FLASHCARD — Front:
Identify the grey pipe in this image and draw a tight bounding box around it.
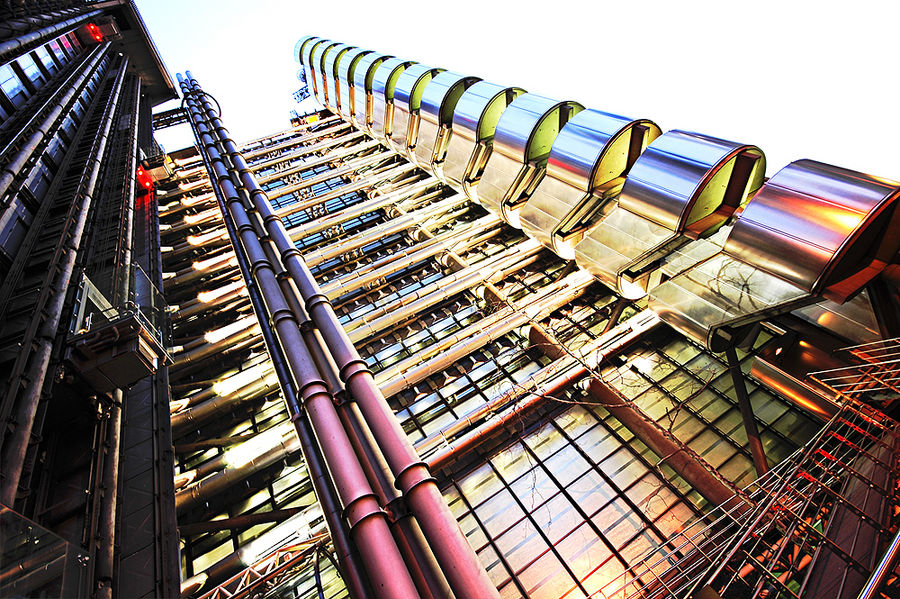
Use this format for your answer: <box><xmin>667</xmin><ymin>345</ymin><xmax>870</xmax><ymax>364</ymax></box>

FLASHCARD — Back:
<box><xmin>0</xmin><ymin>55</ymin><xmax>127</xmax><ymax>505</ymax></box>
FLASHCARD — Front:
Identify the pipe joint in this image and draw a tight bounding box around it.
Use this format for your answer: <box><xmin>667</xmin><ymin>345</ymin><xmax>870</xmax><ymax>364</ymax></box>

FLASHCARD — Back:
<box><xmin>343</xmin><ymin>492</ymin><xmax>385</xmax><ymax>529</ymax></box>
<box><xmin>395</xmin><ymin>462</ymin><xmax>435</xmax><ymax>495</ymax></box>
<box><xmin>384</xmin><ymin>496</ymin><xmax>411</xmax><ymax>524</ymax></box>
<box><xmin>331</xmin><ymin>389</ymin><xmax>350</xmax><ymax>407</ymax></box>
<box><xmin>268</xmin><ymin>307</ymin><xmax>296</xmax><ymax>328</ymax></box>
<box><xmin>339</xmin><ymin>359</ymin><xmax>373</xmax><ymax>385</ymax></box>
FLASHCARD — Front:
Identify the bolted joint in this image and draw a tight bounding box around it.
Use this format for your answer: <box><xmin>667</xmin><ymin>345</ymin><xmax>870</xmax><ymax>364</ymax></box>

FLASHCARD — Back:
<box><xmin>395</xmin><ymin>462</ymin><xmax>436</xmax><ymax>495</ymax></box>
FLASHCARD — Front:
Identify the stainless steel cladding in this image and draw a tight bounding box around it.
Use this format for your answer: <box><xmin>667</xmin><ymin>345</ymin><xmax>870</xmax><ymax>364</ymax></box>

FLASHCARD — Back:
<box><xmin>370</xmin><ymin>58</ymin><xmax>413</xmax><ymax>142</ymax></box>
<box><xmin>317</xmin><ymin>42</ymin><xmax>344</xmax><ymax>109</ymax></box>
<box><xmin>476</xmin><ymin>93</ymin><xmax>584</xmax><ymax>228</ymax></box>
<box><xmin>575</xmin><ymin>130</ymin><xmax>764</xmax><ymax>299</ymax></box>
<box><xmin>387</xmin><ymin>64</ymin><xmax>443</xmax><ymax>160</ymax></box>
<box><xmin>414</xmin><ymin>71</ymin><xmax>481</xmax><ymax>175</ymax></box>
<box><xmin>352</xmin><ymin>53</ymin><xmax>393</xmax><ymax>131</ymax></box>
<box><xmin>322</xmin><ymin>43</ymin><xmax>353</xmax><ymax>112</ymax></box>
<box><xmin>519</xmin><ymin>109</ymin><xmax>661</xmax><ymax>259</ymax></box>
<box><xmin>337</xmin><ymin>47</ymin><xmax>372</xmax><ymax>122</ymax></box>
<box><xmin>441</xmin><ymin>82</ymin><xmax>525</xmax><ymax>196</ymax></box>
<box><xmin>649</xmin><ymin>159</ymin><xmax>900</xmax><ymax>350</ymax></box>
<box><xmin>299</xmin><ymin>37</ymin><xmax>323</xmax><ymax>100</ymax></box>
<box><xmin>725</xmin><ymin>159</ymin><xmax>900</xmax><ymax>296</ymax></box>
<box><xmin>309</xmin><ymin>40</ymin><xmax>336</xmax><ymax>105</ymax></box>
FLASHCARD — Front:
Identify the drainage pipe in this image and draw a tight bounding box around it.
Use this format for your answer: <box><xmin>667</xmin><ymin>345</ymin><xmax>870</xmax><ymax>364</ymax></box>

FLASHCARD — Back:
<box><xmin>183</xmin><ymin>73</ymin><xmax>419</xmax><ymax>599</ymax></box>
<box><xmin>198</xmin><ymin>77</ymin><xmax>500</xmax><ymax>599</ymax></box>
<box><xmin>377</xmin><ymin>270</ymin><xmax>593</xmax><ymax>398</ymax></box>
<box><xmin>249</xmin><ymin>130</ymin><xmax>367</xmax><ymax>173</ymax></box>
<box><xmin>264</xmin><ymin>151</ymin><xmax>393</xmax><ymax>199</ymax></box>
<box><xmin>274</xmin><ymin>162</ymin><xmax>418</xmax><ymax>217</ymax></box>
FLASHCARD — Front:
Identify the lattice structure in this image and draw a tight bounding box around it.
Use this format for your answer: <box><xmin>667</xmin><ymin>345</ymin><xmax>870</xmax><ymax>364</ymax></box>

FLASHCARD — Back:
<box><xmin>600</xmin><ymin>397</ymin><xmax>900</xmax><ymax>599</ymax></box>
<box><xmin>199</xmin><ymin>534</ymin><xmax>327</xmax><ymax>599</ymax></box>
<box><xmin>810</xmin><ymin>338</ymin><xmax>900</xmax><ymax>406</ymax></box>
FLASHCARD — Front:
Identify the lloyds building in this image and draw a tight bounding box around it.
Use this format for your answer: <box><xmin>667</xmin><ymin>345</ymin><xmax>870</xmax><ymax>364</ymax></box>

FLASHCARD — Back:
<box><xmin>1</xmin><ymin>4</ymin><xmax>900</xmax><ymax>599</ymax></box>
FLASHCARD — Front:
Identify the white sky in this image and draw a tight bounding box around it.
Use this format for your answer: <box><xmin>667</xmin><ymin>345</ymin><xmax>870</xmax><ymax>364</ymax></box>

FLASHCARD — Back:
<box><xmin>137</xmin><ymin>0</ymin><xmax>900</xmax><ymax>180</ymax></box>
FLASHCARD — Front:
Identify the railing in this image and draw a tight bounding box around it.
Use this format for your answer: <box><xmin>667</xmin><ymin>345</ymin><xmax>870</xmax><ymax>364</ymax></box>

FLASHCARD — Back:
<box><xmin>597</xmin><ymin>394</ymin><xmax>900</xmax><ymax>599</ymax></box>
<box><xmin>809</xmin><ymin>337</ymin><xmax>900</xmax><ymax>405</ymax></box>
<box><xmin>0</xmin><ymin>506</ymin><xmax>89</xmax><ymax>598</ymax></box>
<box><xmin>69</xmin><ymin>263</ymin><xmax>169</xmax><ymax>350</ymax></box>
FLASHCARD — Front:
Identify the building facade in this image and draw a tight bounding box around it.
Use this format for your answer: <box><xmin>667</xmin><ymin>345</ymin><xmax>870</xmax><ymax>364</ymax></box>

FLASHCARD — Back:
<box><xmin>2</xmin><ymin>5</ymin><xmax>900</xmax><ymax>599</ymax></box>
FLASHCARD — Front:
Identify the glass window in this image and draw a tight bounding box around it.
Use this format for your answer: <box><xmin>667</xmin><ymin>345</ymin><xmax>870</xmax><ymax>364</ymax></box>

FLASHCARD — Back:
<box><xmin>0</xmin><ymin>64</ymin><xmax>28</xmax><ymax>107</ymax></box>
<box><xmin>59</xmin><ymin>35</ymin><xmax>74</xmax><ymax>58</ymax></box>
<box><xmin>35</xmin><ymin>46</ymin><xmax>58</xmax><ymax>75</ymax></box>
<box><xmin>67</xmin><ymin>32</ymin><xmax>82</xmax><ymax>50</ymax></box>
<box><xmin>17</xmin><ymin>54</ymin><xmax>45</xmax><ymax>88</ymax></box>
<box><xmin>48</xmin><ymin>40</ymin><xmax>67</xmax><ymax>64</ymax></box>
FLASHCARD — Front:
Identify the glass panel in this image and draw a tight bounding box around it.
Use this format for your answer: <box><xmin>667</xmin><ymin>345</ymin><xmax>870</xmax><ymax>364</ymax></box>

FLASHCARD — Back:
<box><xmin>0</xmin><ymin>64</ymin><xmax>28</xmax><ymax>107</ymax></box>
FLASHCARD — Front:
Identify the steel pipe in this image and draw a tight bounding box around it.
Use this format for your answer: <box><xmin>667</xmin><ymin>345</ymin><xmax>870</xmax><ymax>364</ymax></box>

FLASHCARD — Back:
<box><xmin>287</xmin><ymin>178</ymin><xmax>440</xmax><ymax>242</ymax></box>
<box><xmin>0</xmin><ymin>56</ymin><xmax>127</xmax><ymax>505</ymax></box>
<box><xmin>0</xmin><ymin>8</ymin><xmax>102</xmax><ymax>66</ymax></box>
<box><xmin>202</xmin><ymin>76</ymin><xmax>500</xmax><ymax>599</ymax></box>
<box><xmin>256</xmin><ymin>139</ymin><xmax>384</xmax><ymax>185</ymax></box>
<box><xmin>183</xmin><ymin>73</ymin><xmax>420</xmax><ymax>599</ymax></box>
<box><xmin>182</xmin><ymin>99</ymin><xmax>372</xmax><ymax>599</ymax></box>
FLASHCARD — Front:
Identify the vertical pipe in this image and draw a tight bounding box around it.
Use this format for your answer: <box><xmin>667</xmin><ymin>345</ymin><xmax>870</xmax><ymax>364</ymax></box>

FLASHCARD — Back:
<box><xmin>725</xmin><ymin>345</ymin><xmax>769</xmax><ymax>477</ymax></box>
<box><xmin>95</xmin><ymin>75</ymin><xmax>141</xmax><ymax>599</ymax></box>
<box><xmin>181</xmin><ymin>89</ymin><xmax>371</xmax><ymax>599</ymax></box>
<box><xmin>181</xmin><ymin>73</ymin><xmax>420</xmax><ymax>599</ymax></box>
<box><xmin>201</xmin><ymin>80</ymin><xmax>499</xmax><ymax>599</ymax></box>
<box><xmin>0</xmin><ymin>55</ymin><xmax>128</xmax><ymax>506</ymax></box>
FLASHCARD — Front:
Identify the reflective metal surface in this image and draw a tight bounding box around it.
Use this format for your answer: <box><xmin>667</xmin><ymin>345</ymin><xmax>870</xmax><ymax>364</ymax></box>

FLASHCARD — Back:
<box><xmin>725</xmin><ymin>159</ymin><xmax>900</xmax><ymax>295</ymax></box>
<box><xmin>387</xmin><ymin>64</ymin><xmax>443</xmax><ymax>160</ymax></box>
<box><xmin>519</xmin><ymin>109</ymin><xmax>661</xmax><ymax>259</ymax></box>
<box><xmin>476</xmin><ymin>93</ymin><xmax>583</xmax><ymax>227</ymax></box>
<box><xmin>575</xmin><ymin>130</ymin><xmax>764</xmax><ymax>299</ymax></box>
<box><xmin>304</xmin><ymin>38</ymin><xmax>327</xmax><ymax>103</ymax></box>
<box><xmin>337</xmin><ymin>47</ymin><xmax>371</xmax><ymax>122</ymax></box>
<box><xmin>441</xmin><ymin>82</ymin><xmax>525</xmax><ymax>196</ymax></box>
<box><xmin>352</xmin><ymin>52</ymin><xmax>393</xmax><ymax>131</ymax></box>
<box><xmin>316</xmin><ymin>41</ymin><xmax>343</xmax><ymax>109</ymax></box>
<box><xmin>649</xmin><ymin>159</ymin><xmax>900</xmax><ymax>350</ymax></box>
<box><xmin>322</xmin><ymin>43</ymin><xmax>353</xmax><ymax>112</ymax></box>
<box><xmin>370</xmin><ymin>57</ymin><xmax>414</xmax><ymax>142</ymax></box>
<box><xmin>414</xmin><ymin>71</ymin><xmax>481</xmax><ymax>175</ymax></box>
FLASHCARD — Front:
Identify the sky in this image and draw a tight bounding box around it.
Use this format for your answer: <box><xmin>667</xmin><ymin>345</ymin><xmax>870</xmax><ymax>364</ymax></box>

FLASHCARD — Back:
<box><xmin>136</xmin><ymin>0</ymin><xmax>900</xmax><ymax>180</ymax></box>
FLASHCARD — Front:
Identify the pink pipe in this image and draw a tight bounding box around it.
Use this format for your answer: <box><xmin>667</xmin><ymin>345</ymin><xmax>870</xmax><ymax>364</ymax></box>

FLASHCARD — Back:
<box><xmin>182</xmin><ymin>75</ymin><xmax>419</xmax><ymax>599</ymax></box>
<box><xmin>208</xmin><ymin>98</ymin><xmax>499</xmax><ymax>597</ymax></box>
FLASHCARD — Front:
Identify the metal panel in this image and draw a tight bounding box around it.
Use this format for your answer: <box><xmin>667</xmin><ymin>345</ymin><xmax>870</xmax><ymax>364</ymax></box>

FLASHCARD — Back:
<box><xmin>352</xmin><ymin>53</ymin><xmax>393</xmax><ymax>132</ymax></box>
<box><xmin>575</xmin><ymin>130</ymin><xmax>764</xmax><ymax>299</ymax></box>
<box><xmin>520</xmin><ymin>110</ymin><xmax>661</xmax><ymax>259</ymax></box>
<box><xmin>476</xmin><ymin>93</ymin><xmax>583</xmax><ymax>228</ymax></box>
<box><xmin>388</xmin><ymin>64</ymin><xmax>443</xmax><ymax>160</ymax></box>
<box><xmin>724</xmin><ymin>159</ymin><xmax>900</xmax><ymax>294</ymax></box>
<box><xmin>618</xmin><ymin>130</ymin><xmax>764</xmax><ymax>232</ymax></box>
<box><xmin>336</xmin><ymin>47</ymin><xmax>371</xmax><ymax>122</ymax></box>
<box><xmin>649</xmin><ymin>159</ymin><xmax>900</xmax><ymax>349</ymax></box>
<box><xmin>414</xmin><ymin>71</ymin><xmax>481</xmax><ymax>175</ymax></box>
<box><xmin>442</xmin><ymin>82</ymin><xmax>524</xmax><ymax>197</ymax></box>
<box><xmin>322</xmin><ymin>43</ymin><xmax>353</xmax><ymax>112</ymax></box>
<box><xmin>370</xmin><ymin>58</ymin><xmax>414</xmax><ymax>142</ymax></box>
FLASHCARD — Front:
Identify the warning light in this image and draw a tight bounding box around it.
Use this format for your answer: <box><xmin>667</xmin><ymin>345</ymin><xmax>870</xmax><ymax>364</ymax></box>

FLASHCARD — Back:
<box><xmin>87</xmin><ymin>23</ymin><xmax>103</xmax><ymax>42</ymax></box>
<box><xmin>136</xmin><ymin>166</ymin><xmax>155</xmax><ymax>194</ymax></box>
